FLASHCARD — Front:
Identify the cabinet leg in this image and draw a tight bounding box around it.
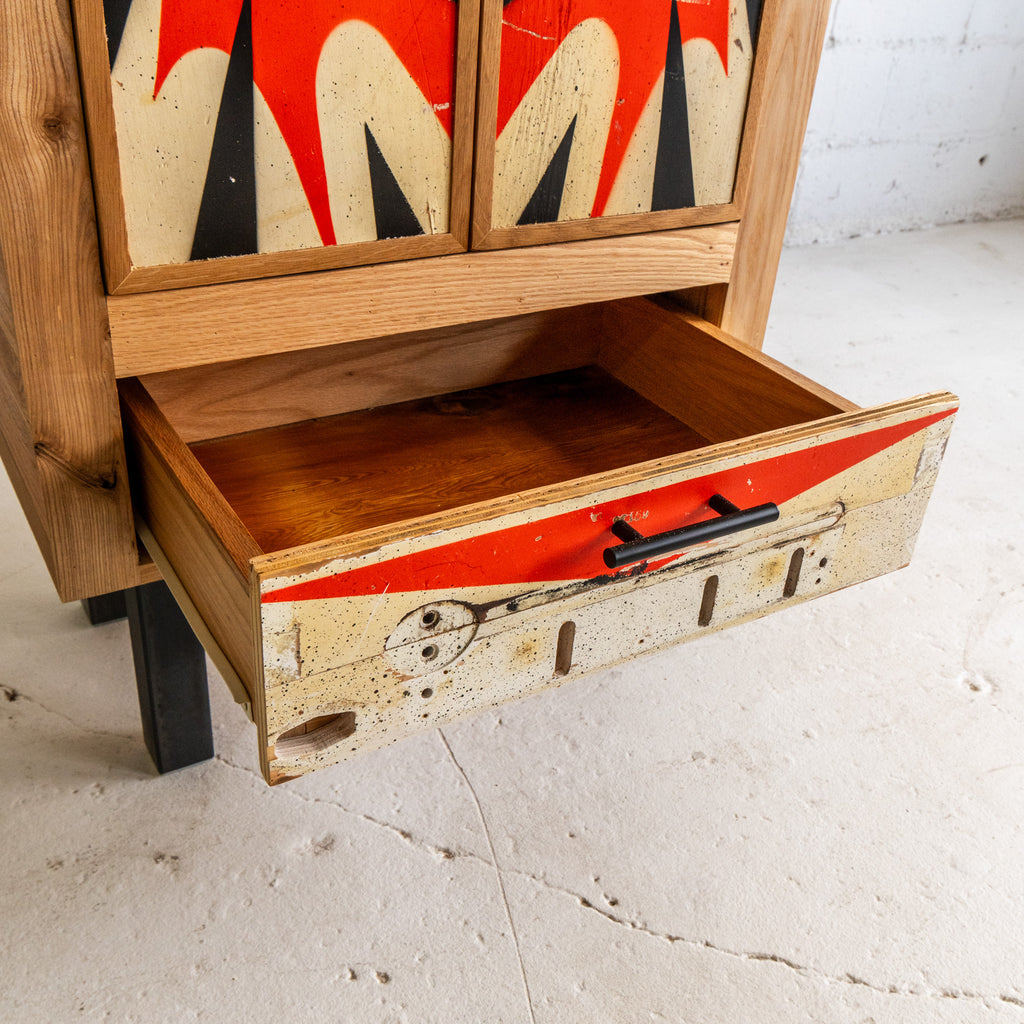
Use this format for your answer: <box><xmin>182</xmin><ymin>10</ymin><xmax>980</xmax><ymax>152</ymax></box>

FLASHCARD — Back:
<box><xmin>80</xmin><ymin>590</ymin><xmax>128</xmax><ymax>624</ymax></box>
<box><xmin>125</xmin><ymin>581</ymin><xmax>214</xmax><ymax>773</ymax></box>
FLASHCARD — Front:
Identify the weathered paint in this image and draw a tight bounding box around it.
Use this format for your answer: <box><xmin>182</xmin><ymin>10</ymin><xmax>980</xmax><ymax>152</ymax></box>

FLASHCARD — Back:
<box><xmin>492</xmin><ymin>0</ymin><xmax>753</xmax><ymax>225</ymax></box>
<box><xmin>107</xmin><ymin>0</ymin><xmax>456</xmax><ymax>265</ymax></box>
<box><xmin>255</xmin><ymin>403</ymin><xmax>956</xmax><ymax>782</ymax></box>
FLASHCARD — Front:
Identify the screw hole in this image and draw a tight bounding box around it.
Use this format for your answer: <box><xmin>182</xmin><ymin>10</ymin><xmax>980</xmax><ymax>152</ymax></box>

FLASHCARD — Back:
<box><xmin>421</xmin><ymin>610</ymin><xmax>440</xmax><ymax>629</ymax></box>
<box><xmin>421</xmin><ymin>644</ymin><xmax>439</xmax><ymax>662</ymax></box>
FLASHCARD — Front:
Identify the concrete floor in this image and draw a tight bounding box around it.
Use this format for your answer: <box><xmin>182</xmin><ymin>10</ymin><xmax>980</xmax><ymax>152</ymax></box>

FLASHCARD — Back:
<box><xmin>2</xmin><ymin>219</ymin><xmax>1022</xmax><ymax>1023</ymax></box>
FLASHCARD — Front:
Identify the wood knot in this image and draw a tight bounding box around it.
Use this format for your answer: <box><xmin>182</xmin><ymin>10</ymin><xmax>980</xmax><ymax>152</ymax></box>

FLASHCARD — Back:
<box><xmin>33</xmin><ymin>441</ymin><xmax>118</xmax><ymax>490</ymax></box>
<box><xmin>40</xmin><ymin>114</ymin><xmax>69</xmax><ymax>141</ymax></box>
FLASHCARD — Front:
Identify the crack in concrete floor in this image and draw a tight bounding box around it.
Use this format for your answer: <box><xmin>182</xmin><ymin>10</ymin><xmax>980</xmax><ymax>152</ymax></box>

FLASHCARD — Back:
<box><xmin>211</xmin><ymin>751</ymin><xmax>1024</xmax><ymax>1012</ymax></box>
<box><xmin>438</xmin><ymin>729</ymin><xmax>537</xmax><ymax>1024</ymax></box>
<box><xmin>0</xmin><ymin>683</ymin><xmax>136</xmax><ymax>741</ymax></box>
<box><xmin>6</xmin><ymin>692</ymin><xmax>1020</xmax><ymax>1016</ymax></box>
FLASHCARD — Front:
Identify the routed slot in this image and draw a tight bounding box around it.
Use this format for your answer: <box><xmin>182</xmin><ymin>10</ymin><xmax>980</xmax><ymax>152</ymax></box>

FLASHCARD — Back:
<box><xmin>275</xmin><ymin>712</ymin><xmax>356</xmax><ymax>759</ymax></box>
<box><xmin>554</xmin><ymin>621</ymin><xmax>576</xmax><ymax>676</ymax></box>
<box><xmin>698</xmin><ymin>575</ymin><xmax>719</xmax><ymax>627</ymax></box>
<box><xmin>783</xmin><ymin>547</ymin><xmax>805</xmax><ymax>598</ymax></box>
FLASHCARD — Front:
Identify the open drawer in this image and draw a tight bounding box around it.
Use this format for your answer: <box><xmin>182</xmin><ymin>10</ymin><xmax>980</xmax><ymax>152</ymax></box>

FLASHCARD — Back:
<box><xmin>119</xmin><ymin>299</ymin><xmax>957</xmax><ymax>783</ymax></box>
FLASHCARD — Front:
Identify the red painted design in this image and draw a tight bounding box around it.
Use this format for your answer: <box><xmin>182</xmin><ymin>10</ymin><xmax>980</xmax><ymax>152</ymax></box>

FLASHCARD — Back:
<box><xmin>154</xmin><ymin>0</ymin><xmax>456</xmax><ymax>247</ymax></box>
<box><xmin>498</xmin><ymin>0</ymin><xmax>731</xmax><ymax>217</ymax></box>
<box><xmin>263</xmin><ymin>409</ymin><xmax>956</xmax><ymax>605</ymax></box>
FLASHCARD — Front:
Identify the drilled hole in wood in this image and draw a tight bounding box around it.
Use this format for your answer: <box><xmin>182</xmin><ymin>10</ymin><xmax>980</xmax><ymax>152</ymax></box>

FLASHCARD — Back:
<box><xmin>554</xmin><ymin>621</ymin><xmax>576</xmax><ymax>677</ymax></box>
<box><xmin>698</xmin><ymin>575</ymin><xmax>719</xmax><ymax>627</ymax></box>
<box><xmin>784</xmin><ymin>547</ymin><xmax>805</xmax><ymax>598</ymax></box>
<box><xmin>275</xmin><ymin>711</ymin><xmax>356</xmax><ymax>759</ymax></box>
<box><xmin>421</xmin><ymin>610</ymin><xmax>440</xmax><ymax>629</ymax></box>
<box><xmin>421</xmin><ymin>644</ymin><xmax>439</xmax><ymax>662</ymax></box>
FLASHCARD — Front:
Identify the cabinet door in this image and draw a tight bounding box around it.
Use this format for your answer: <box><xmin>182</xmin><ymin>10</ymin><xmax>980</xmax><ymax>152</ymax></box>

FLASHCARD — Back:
<box><xmin>472</xmin><ymin>0</ymin><xmax>765</xmax><ymax>248</ymax></box>
<box><xmin>74</xmin><ymin>0</ymin><xmax>478</xmax><ymax>292</ymax></box>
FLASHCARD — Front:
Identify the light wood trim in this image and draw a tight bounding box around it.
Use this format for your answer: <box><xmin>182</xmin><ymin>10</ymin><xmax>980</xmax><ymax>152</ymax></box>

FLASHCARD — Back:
<box><xmin>120</xmin><ymin>378</ymin><xmax>259</xmax><ymax>691</ymax></box>
<box><xmin>448</xmin><ymin>0</ymin><xmax>480</xmax><ymax>254</ymax></box>
<box><xmin>726</xmin><ymin>0</ymin><xmax>780</xmax><ymax>219</ymax></box>
<box><xmin>599</xmin><ymin>299</ymin><xmax>856</xmax><ymax>443</ymax></box>
<box><xmin>469</xmin><ymin>0</ymin><xmax>502</xmax><ymax>246</ymax></box>
<box><xmin>114</xmin><ymin>235</ymin><xmax>469</xmax><ymax>296</ymax></box>
<box><xmin>716</xmin><ymin>0</ymin><xmax>832</xmax><ymax>347</ymax></box>
<box><xmin>71</xmin><ymin>0</ymin><xmax>480</xmax><ymax>294</ymax></box>
<box><xmin>141</xmin><ymin>305</ymin><xmax>605</xmax><ymax>442</ymax></box>
<box><xmin>136</xmin><ymin>554</ymin><xmax>163</xmax><ymax>586</ymax></box>
<box><xmin>109</xmin><ymin>223</ymin><xmax>738</xmax><ymax>376</ymax></box>
<box><xmin>0</xmin><ymin>0</ymin><xmax>139</xmax><ymax>601</ymax></box>
<box><xmin>68</xmin><ymin>0</ymin><xmax>132</xmax><ymax>290</ymax></box>
<box><xmin>672</xmin><ymin>282</ymin><xmax>729</xmax><ymax>325</ymax></box>
<box><xmin>474</xmin><ymin>206</ymin><xmax>741</xmax><ymax>251</ymax></box>
<box><xmin>136</xmin><ymin>520</ymin><xmax>253</xmax><ymax>711</ymax></box>
<box><xmin>119</xmin><ymin>378</ymin><xmax>262</xmax><ymax>574</ymax></box>
<box><xmin>0</xmin><ymin>249</ymin><xmax>52</xmax><ymax>558</ymax></box>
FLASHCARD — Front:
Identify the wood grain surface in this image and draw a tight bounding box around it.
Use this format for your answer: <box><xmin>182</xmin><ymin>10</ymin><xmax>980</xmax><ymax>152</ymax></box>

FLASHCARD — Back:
<box><xmin>109</xmin><ymin>223</ymin><xmax>737</xmax><ymax>375</ymax></box>
<box><xmin>141</xmin><ymin>305</ymin><xmax>605</xmax><ymax>442</ymax></box>
<box><xmin>717</xmin><ymin>0</ymin><xmax>831</xmax><ymax>347</ymax></box>
<box><xmin>189</xmin><ymin>366</ymin><xmax>710</xmax><ymax>551</ymax></box>
<box><xmin>0</xmin><ymin>0</ymin><xmax>139</xmax><ymax>600</ymax></box>
<box><xmin>600</xmin><ymin>297</ymin><xmax>857</xmax><ymax>443</ymax></box>
<box><xmin>120</xmin><ymin>378</ymin><xmax>260</xmax><ymax>689</ymax></box>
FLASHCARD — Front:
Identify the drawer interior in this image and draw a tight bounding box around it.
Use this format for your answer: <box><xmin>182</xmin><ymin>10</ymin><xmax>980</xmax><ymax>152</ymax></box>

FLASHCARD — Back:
<box><xmin>121</xmin><ymin>297</ymin><xmax>861</xmax><ymax>715</ymax></box>
<box><xmin>120</xmin><ymin>296</ymin><xmax>963</xmax><ymax>782</ymax></box>
<box><xmin>134</xmin><ymin>297</ymin><xmax>856</xmax><ymax>562</ymax></box>
<box><xmin>188</xmin><ymin>366</ymin><xmax>711</xmax><ymax>551</ymax></box>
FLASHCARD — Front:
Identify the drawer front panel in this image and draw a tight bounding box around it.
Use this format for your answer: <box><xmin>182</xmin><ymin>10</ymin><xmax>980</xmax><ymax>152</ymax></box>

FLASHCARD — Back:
<box><xmin>255</xmin><ymin>400</ymin><xmax>955</xmax><ymax>782</ymax></box>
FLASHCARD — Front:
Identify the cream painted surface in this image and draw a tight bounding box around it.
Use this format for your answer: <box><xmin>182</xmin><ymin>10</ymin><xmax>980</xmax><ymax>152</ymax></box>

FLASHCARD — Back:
<box><xmin>603</xmin><ymin>70</ymin><xmax>662</xmax><ymax>216</ymax></box>
<box><xmin>317</xmin><ymin>21</ymin><xmax>451</xmax><ymax>243</ymax></box>
<box><xmin>110</xmin><ymin>0</ymin><xmax>228</xmax><ymax>267</ymax></box>
<box><xmin>254</xmin><ymin>88</ymin><xmax>321</xmax><ymax>254</ymax></box>
<box><xmin>684</xmin><ymin>0</ymin><xmax>754</xmax><ymax>205</ymax></box>
<box><xmin>492</xmin><ymin>19</ymin><xmax>618</xmax><ymax>227</ymax></box>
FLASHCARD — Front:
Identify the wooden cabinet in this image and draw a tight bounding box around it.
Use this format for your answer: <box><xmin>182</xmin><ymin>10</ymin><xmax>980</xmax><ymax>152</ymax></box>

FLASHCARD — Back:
<box><xmin>0</xmin><ymin>0</ymin><xmax>958</xmax><ymax>783</ymax></box>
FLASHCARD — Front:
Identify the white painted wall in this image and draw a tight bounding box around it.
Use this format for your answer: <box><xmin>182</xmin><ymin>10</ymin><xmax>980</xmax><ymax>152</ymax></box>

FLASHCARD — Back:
<box><xmin>786</xmin><ymin>0</ymin><xmax>1024</xmax><ymax>244</ymax></box>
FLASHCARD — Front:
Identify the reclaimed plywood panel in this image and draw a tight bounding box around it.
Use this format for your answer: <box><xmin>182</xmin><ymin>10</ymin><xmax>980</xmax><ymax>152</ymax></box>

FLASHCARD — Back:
<box><xmin>72</xmin><ymin>0</ymin><xmax>478</xmax><ymax>291</ymax></box>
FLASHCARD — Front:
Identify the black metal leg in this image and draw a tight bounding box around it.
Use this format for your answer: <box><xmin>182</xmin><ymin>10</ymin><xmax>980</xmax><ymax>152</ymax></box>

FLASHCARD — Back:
<box><xmin>125</xmin><ymin>581</ymin><xmax>214</xmax><ymax>773</ymax></box>
<box><xmin>80</xmin><ymin>590</ymin><xmax>128</xmax><ymax>624</ymax></box>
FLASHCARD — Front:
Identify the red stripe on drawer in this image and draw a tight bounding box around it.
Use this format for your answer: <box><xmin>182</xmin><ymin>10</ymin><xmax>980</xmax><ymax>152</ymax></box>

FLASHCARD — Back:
<box><xmin>263</xmin><ymin>409</ymin><xmax>955</xmax><ymax>603</ymax></box>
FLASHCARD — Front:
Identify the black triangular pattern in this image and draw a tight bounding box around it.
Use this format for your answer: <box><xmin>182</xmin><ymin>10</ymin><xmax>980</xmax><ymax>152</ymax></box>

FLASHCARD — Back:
<box><xmin>364</xmin><ymin>125</ymin><xmax>425</xmax><ymax>239</ymax></box>
<box><xmin>102</xmin><ymin>0</ymin><xmax>134</xmax><ymax>69</ymax></box>
<box><xmin>747</xmin><ymin>0</ymin><xmax>765</xmax><ymax>49</ymax></box>
<box><xmin>517</xmin><ymin>115</ymin><xmax>577</xmax><ymax>225</ymax></box>
<box><xmin>652</xmin><ymin>1</ymin><xmax>695</xmax><ymax>211</ymax></box>
<box><xmin>190</xmin><ymin>0</ymin><xmax>258</xmax><ymax>261</ymax></box>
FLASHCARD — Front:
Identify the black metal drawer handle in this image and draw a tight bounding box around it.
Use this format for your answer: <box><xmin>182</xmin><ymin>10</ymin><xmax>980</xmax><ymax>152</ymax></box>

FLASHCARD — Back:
<box><xmin>603</xmin><ymin>494</ymin><xmax>780</xmax><ymax>569</ymax></box>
